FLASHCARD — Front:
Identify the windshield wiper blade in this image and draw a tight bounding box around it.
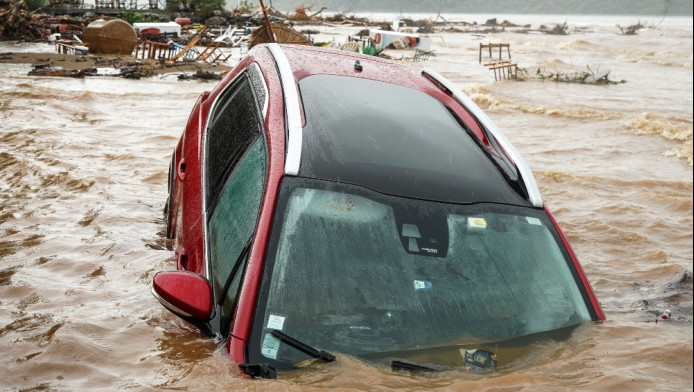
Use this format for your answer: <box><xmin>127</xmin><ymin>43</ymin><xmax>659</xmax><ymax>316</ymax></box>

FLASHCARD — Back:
<box><xmin>271</xmin><ymin>329</ymin><xmax>336</xmax><ymax>363</ymax></box>
<box><xmin>391</xmin><ymin>360</ymin><xmax>437</xmax><ymax>373</ymax></box>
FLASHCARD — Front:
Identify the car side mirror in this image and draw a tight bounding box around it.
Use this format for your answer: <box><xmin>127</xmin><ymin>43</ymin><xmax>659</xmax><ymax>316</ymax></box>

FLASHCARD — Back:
<box><xmin>152</xmin><ymin>271</ymin><xmax>213</xmax><ymax>321</ymax></box>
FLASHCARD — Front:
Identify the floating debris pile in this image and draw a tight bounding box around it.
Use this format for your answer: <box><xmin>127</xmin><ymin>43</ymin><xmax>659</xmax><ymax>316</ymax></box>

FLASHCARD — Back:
<box><xmin>535</xmin><ymin>66</ymin><xmax>624</xmax><ymax>84</ymax></box>
<box><xmin>1</xmin><ymin>0</ymin><xmax>91</xmax><ymax>41</ymax></box>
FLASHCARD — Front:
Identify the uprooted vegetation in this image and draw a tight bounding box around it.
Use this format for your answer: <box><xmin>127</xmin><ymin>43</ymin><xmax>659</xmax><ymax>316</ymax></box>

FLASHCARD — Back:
<box><xmin>616</xmin><ymin>21</ymin><xmax>645</xmax><ymax>35</ymax></box>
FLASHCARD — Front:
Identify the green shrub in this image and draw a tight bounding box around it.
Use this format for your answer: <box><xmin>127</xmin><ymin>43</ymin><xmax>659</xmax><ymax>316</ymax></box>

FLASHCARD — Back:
<box><xmin>22</xmin><ymin>0</ymin><xmax>48</xmax><ymax>11</ymax></box>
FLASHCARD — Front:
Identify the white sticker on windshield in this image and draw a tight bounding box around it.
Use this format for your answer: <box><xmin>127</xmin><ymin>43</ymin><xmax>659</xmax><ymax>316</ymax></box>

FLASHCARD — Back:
<box><xmin>526</xmin><ymin>217</ymin><xmax>542</xmax><ymax>225</ymax></box>
<box><xmin>261</xmin><ymin>333</ymin><xmax>280</xmax><ymax>359</ymax></box>
<box><xmin>414</xmin><ymin>280</ymin><xmax>433</xmax><ymax>291</ymax></box>
<box><xmin>467</xmin><ymin>217</ymin><xmax>487</xmax><ymax>230</ymax></box>
<box><xmin>267</xmin><ymin>314</ymin><xmax>285</xmax><ymax>330</ymax></box>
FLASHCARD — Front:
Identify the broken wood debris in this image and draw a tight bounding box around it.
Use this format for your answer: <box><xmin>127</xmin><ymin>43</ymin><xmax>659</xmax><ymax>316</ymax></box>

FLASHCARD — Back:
<box><xmin>28</xmin><ymin>62</ymin><xmax>97</xmax><ymax>77</ymax></box>
<box><xmin>1</xmin><ymin>0</ymin><xmax>88</xmax><ymax>41</ymax></box>
<box><xmin>485</xmin><ymin>61</ymin><xmax>518</xmax><ymax>81</ymax></box>
<box><xmin>617</xmin><ymin>21</ymin><xmax>645</xmax><ymax>35</ymax></box>
<box><xmin>177</xmin><ymin>69</ymin><xmax>222</xmax><ymax>80</ymax></box>
<box><xmin>479</xmin><ymin>42</ymin><xmax>511</xmax><ymax>63</ymax></box>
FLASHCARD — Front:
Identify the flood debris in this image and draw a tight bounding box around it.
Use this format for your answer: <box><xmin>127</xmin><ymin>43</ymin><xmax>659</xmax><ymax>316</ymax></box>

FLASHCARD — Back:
<box><xmin>289</xmin><ymin>1</ymin><xmax>327</xmax><ymax>22</ymax></box>
<box><xmin>536</xmin><ymin>66</ymin><xmax>624</xmax><ymax>84</ymax></box>
<box><xmin>479</xmin><ymin>42</ymin><xmax>511</xmax><ymax>63</ymax></box>
<box><xmin>248</xmin><ymin>22</ymin><xmax>311</xmax><ymax>49</ymax></box>
<box><xmin>0</xmin><ymin>0</ymin><xmax>46</xmax><ymax>40</ymax></box>
<box><xmin>637</xmin><ymin>271</ymin><xmax>692</xmax><ymax>323</ymax></box>
<box><xmin>28</xmin><ymin>61</ymin><xmax>97</xmax><ymax>77</ymax></box>
<box><xmin>540</xmin><ymin>22</ymin><xmax>569</xmax><ymax>35</ymax></box>
<box><xmin>617</xmin><ymin>21</ymin><xmax>645</xmax><ymax>35</ymax></box>
<box><xmin>177</xmin><ymin>69</ymin><xmax>222</xmax><ymax>80</ymax></box>
<box><xmin>2</xmin><ymin>0</ymin><xmax>642</xmax><ymax>84</ymax></box>
<box><xmin>485</xmin><ymin>61</ymin><xmax>518</xmax><ymax>81</ymax></box>
<box><xmin>24</xmin><ymin>54</ymin><xmax>161</xmax><ymax>78</ymax></box>
<box><xmin>82</xmin><ymin>18</ymin><xmax>138</xmax><ymax>54</ymax></box>
<box><xmin>247</xmin><ymin>0</ymin><xmax>313</xmax><ymax>49</ymax></box>
<box><xmin>1</xmin><ymin>0</ymin><xmax>89</xmax><ymax>41</ymax></box>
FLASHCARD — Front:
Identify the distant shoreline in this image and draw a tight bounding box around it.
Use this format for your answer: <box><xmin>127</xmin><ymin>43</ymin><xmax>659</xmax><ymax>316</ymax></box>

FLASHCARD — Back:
<box><xmin>259</xmin><ymin>0</ymin><xmax>693</xmax><ymax>17</ymax></box>
<box><xmin>319</xmin><ymin>12</ymin><xmax>693</xmax><ymax>28</ymax></box>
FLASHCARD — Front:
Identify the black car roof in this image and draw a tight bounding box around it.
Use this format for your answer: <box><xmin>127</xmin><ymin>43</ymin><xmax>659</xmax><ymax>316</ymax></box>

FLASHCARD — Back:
<box><xmin>296</xmin><ymin>74</ymin><xmax>528</xmax><ymax>205</ymax></box>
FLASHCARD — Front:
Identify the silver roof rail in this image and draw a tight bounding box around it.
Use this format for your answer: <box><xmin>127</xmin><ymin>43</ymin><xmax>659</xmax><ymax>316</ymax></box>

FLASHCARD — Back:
<box><xmin>268</xmin><ymin>43</ymin><xmax>302</xmax><ymax>176</ymax></box>
<box><xmin>421</xmin><ymin>67</ymin><xmax>543</xmax><ymax>207</ymax></box>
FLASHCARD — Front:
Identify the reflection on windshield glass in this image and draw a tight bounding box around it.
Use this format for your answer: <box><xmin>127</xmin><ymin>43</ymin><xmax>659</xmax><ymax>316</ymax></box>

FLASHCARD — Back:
<box><xmin>254</xmin><ymin>179</ymin><xmax>591</xmax><ymax>368</ymax></box>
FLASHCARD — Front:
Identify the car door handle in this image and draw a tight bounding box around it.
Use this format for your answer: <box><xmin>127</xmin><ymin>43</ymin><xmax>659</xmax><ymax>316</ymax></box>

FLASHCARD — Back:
<box><xmin>177</xmin><ymin>158</ymin><xmax>186</xmax><ymax>181</ymax></box>
<box><xmin>177</xmin><ymin>248</ymin><xmax>188</xmax><ymax>270</ymax></box>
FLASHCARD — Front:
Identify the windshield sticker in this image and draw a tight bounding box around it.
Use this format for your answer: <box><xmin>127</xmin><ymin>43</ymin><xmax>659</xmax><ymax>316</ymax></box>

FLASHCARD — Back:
<box><xmin>420</xmin><ymin>247</ymin><xmax>438</xmax><ymax>255</ymax></box>
<box><xmin>414</xmin><ymin>280</ymin><xmax>433</xmax><ymax>291</ymax></box>
<box><xmin>261</xmin><ymin>333</ymin><xmax>280</xmax><ymax>359</ymax></box>
<box><xmin>266</xmin><ymin>314</ymin><xmax>286</xmax><ymax>330</ymax></box>
<box><xmin>467</xmin><ymin>217</ymin><xmax>487</xmax><ymax>230</ymax></box>
<box><xmin>526</xmin><ymin>217</ymin><xmax>542</xmax><ymax>225</ymax></box>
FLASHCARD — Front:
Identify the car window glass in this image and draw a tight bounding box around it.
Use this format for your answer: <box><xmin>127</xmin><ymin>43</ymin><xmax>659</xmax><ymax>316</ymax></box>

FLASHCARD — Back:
<box><xmin>206</xmin><ymin>74</ymin><xmax>263</xmax><ymax>213</ymax></box>
<box><xmin>250</xmin><ymin>178</ymin><xmax>592</xmax><ymax>367</ymax></box>
<box><xmin>208</xmin><ymin>137</ymin><xmax>266</xmax><ymax>312</ymax></box>
<box><xmin>298</xmin><ymin>75</ymin><xmax>526</xmax><ymax>205</ymax></box>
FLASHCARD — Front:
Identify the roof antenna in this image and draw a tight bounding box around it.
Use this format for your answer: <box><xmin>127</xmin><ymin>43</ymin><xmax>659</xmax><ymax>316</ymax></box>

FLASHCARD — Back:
<box><xmin>354</xmin><ymin>60</ymin><xmax>363</xmax><ymax>71</ymax></box>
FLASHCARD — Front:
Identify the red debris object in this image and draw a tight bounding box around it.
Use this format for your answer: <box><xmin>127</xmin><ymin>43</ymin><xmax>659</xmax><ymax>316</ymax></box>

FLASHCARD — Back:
<box><xmin>174</xmin><ymin>17</ymin><xmax>191</xmax><ymax>26</ymax></box>
<box><xmin>140</xmin><ymin>27</ymin><xmax>160</xmax><ymax>36</ymax></box>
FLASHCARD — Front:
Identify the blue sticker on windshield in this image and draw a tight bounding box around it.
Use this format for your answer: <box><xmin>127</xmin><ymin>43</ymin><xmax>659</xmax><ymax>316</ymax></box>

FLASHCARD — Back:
<box><xmin>414</xmin><ymin>280</ymin><xmax>433</xmax><ymax>291</ymax></box>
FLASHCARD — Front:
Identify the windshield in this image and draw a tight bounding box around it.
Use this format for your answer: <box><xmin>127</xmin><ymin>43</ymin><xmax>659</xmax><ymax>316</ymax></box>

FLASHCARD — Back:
<box><xmin>249</xmin><ymin>178</ymin><xmax>593</xmax><ymax>369</ymax></box>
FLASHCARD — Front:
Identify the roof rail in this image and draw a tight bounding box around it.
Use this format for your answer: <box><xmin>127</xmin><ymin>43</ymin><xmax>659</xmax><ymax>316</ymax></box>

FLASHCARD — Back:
<box><xmin>267</xmin><ymin>43</ymin><xmax>302</xmax><ymax>176</ymax></box>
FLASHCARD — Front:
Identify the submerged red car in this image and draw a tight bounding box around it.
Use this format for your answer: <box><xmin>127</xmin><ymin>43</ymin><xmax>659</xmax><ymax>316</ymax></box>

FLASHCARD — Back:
<box><xmin>153</xmin><ymin>43</ymin><xmax>604</xmax><ymax>378</ymax></box>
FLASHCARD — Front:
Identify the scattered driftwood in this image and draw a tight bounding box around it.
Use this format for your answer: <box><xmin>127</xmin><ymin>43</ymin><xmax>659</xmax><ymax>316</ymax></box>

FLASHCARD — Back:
<box><xmin>1</xmin><ymin>0</ymin><xmax>43</xmax><ymax>40</ymax></box>
<box><xmin>25</xmin><ymin>56</ymin><xmax>159</xmax><ymax>78</ymax></box>
<box><xmin>322</xmin><ymin>13</ymin><xmax>370</xmax><ymax>26</ymax></box>
<box><xmin>541</xmin><ymin>22</ymin><xmax>569</xmax><ymax>35</ymax></box>
<box><xmin>28</xmin><ymin>62</ymin><xmax>97</xmax><ymax>77</ymax></box>
<box><xmin>484</xmin><ymin>18</ymin><xmax>524</xmax><ymax>28</ymax></box>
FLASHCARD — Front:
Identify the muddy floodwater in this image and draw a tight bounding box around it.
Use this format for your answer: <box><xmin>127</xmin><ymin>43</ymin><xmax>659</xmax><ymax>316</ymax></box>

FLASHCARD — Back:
<box><xmin>1</xmin><ymin>14</ymin><xmax>692</xmax><ymax>391</ymax></box>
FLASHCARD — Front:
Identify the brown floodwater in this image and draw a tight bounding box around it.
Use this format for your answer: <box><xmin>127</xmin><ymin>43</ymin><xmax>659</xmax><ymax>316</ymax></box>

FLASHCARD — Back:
<box><xmin>1</xmin><ymin>14</ymin><xmax>692</xmax><ymax>391</ymax></box>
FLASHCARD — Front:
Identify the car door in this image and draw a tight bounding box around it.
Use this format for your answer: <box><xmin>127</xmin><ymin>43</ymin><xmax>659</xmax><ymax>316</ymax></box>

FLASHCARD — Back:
<box><xmin>203</xmin><ymin>66</ymin><xmax>268</xmax><ymax>340</ymax></box>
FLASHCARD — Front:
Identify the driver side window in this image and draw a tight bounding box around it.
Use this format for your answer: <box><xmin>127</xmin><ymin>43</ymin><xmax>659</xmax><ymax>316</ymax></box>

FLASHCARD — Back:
<box><xmin>209</xmin><ymin>138</ymin><xmax>266</xmax><ymax>316</ymax></box>
<box><xmin>205</xmin><ymin>71</ymin><xmax>267</xmax><ymax>324</ymax></box>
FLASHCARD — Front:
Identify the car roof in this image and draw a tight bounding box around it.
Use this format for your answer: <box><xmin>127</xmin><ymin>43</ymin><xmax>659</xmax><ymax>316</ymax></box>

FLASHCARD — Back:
<box><xmin>263</xmin><ymin>44</ymin><xmax>532</xmax><ymax>206</ymax></box>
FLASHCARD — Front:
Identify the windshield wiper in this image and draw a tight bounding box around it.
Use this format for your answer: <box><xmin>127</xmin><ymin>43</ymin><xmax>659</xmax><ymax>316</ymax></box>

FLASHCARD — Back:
<box><xmin>271</xmin><ymin>329</ymin><xmax>336</xmax><ymax>363</ymax></box>
<box><xmin>391</xmin><ymin>360</ymin><xmax>437</xmax><ymax>373</ymax></box>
